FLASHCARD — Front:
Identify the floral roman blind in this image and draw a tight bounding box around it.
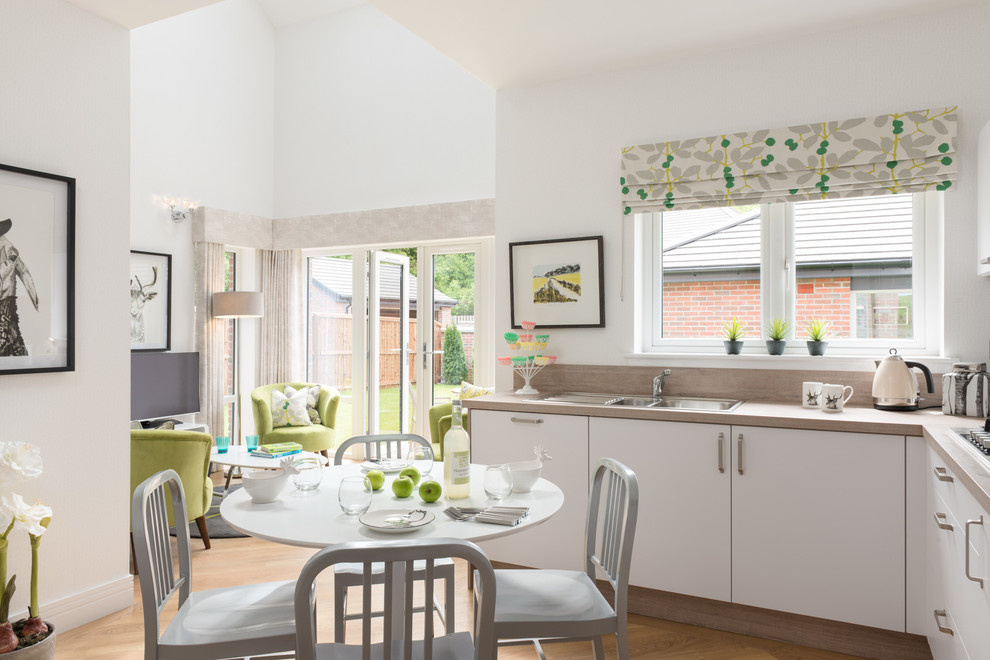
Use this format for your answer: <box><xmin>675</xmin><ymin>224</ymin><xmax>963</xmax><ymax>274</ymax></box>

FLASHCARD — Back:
<box><xmin>620</xmin><ymin>106</ymin><xmax>957</xmax><ymax>213</ymax></box>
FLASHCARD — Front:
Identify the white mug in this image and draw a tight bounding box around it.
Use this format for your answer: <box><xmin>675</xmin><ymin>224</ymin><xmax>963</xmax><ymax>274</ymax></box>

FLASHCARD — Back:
<box><xmin>802</xmin><ymin>381</ymin><xmax>823</xmax><ymax>409</ymax></box>
<box><xmin>821</xmin><ymin>384</ymin><xmax>854</xmax><ymax>412</ymax></box>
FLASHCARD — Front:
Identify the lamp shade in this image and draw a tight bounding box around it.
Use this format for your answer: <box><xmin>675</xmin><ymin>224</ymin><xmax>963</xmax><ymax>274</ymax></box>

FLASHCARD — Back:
<box><xmin>212</xmin><ymin>291</ymin><xmax>264</xmax><ymax>318</ymax></box>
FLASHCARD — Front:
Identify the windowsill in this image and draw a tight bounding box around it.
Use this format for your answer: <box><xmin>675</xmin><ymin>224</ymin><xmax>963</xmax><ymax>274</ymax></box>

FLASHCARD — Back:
<box><xmin>624</xmin><ymin>352</ymin><xmax>959</xmax><ymax>373</ymax></box>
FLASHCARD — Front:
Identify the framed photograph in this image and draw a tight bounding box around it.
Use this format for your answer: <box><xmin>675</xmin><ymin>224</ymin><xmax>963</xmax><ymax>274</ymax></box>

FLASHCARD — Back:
<box><xmin>509</xmin><ymin>235</ymin><xmax>605</xmax><ymax>329</ymax></box>
<box><xmin>0</xmin><ymin>163</ymin><xmax>75</xmax><ymax>375</ymax></box>
<box><xmin>130</xmin><ymin>250</ymin><xmax>171</xmax><ymax>352</ymax></box>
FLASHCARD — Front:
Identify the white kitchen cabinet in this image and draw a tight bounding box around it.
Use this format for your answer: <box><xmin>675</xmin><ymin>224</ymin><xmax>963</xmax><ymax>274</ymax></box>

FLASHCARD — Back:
<box><xmin>469</xmin><ymin>409</ymin><xmax>589</xmax><ymax>570</ymax></box>
<box><xmin>588</xmin><ymin>417</ymin><xmax>731</xmax><ymax>600</ymax></box>
<box><xmin>731</xmin><ymin>426</ymin><xmax>905</xmax><ymax>631</ymax></box>
<box><xmin>927</xmin><ymin>446</ymin><xmax>990</xmax><ymax>659</ymax></box>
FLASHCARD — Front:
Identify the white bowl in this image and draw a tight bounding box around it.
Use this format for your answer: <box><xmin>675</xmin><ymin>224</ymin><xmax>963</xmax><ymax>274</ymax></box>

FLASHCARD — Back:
<box><xmin>241</xmin><ymin>468</ymin><xmax>288</xmax><ymax>503</ymax></box>
<box><xmin>506</xmin><ymin>462</ymin><xmax>541</xmax><ymax>493</ymax></box>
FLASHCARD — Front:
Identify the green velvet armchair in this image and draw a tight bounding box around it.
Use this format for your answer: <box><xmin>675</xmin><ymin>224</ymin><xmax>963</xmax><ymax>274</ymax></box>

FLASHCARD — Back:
<box><xmin>130</xmin><ymin>429</ymin><xmax>214</xmax><ymax>549</ymax></box>
<box><xmin>251</xmin><ymin>383</ymin><xmax>340</xmax><ymax>458</ymax></box>
<box><xmin>428</xmin><ymin>402</ymin><xmax>469</xmax><ymax>460</ymax></box>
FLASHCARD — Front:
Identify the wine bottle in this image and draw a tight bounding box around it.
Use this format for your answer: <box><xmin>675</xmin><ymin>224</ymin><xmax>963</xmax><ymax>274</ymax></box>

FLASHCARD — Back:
<box><xmin>443</xmin><ymin>399</ymin><xmax>471</xmax><ymax>499</ymax></box>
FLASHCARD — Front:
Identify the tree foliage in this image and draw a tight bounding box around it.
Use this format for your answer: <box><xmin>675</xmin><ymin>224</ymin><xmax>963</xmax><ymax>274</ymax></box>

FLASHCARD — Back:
<box><xmin>441</xmin><ymin>324</ymin><xmax>468</xmax><ymax>385</ymax></box>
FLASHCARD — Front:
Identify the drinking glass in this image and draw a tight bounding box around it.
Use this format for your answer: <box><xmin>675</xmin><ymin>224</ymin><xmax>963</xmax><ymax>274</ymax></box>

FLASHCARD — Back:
<box><xmin>245</xmin><ymin>434</ymin><xmax>260</xmax><ymax>451</ymax></box>
<box><xmin>408</xmin><ymin>440</ymin><xmax>435</xmax><ymax>478</ymax></box>
<box><xmin>215</xmin><ymin>436</ymin><xmax>229</xmax><ymax>454</ymax></box>
<box><xmin>291</xmin><ymin>456</ymin><xmax>323</xmax><ymax>491</ymax></box>
<box><xmin>338</xmin><ymin>476</ymin><xmax>373</xmax><ymax>515</ymax></box>
<box><xmin>483</xmin><ymin>465</ymin><xmax>512</xmax><ymax>502</ymax></box>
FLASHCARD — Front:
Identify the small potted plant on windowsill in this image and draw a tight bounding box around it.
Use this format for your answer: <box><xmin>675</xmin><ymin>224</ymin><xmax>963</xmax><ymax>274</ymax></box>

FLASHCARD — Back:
<box><xmin>721</xmin><ymin>317</ymin><xmax>746</xmax><ymax>355</ymax></box>
<box><xmin>765</xmin><ymin>316</ymin><xmax>791</xmax><ymax>355</ymax></box>
<box><xmin>805</xmin><ymin>317</ymin><xmax>830</xmax><ymax>356</ymax></box>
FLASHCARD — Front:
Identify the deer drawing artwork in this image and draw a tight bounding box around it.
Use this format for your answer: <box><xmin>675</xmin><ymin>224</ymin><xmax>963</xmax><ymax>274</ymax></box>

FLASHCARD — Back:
<box><xmin>130</xmin><ymin>267</ymin><xmax>158</xmax><ymax>343</ymax></box>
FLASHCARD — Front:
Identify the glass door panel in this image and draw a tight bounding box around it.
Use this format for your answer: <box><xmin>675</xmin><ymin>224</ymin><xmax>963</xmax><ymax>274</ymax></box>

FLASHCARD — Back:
<box><xmin>369</xmin><ymin>251</ymin><xmax>410</xmax><ymax>434</ymax></box>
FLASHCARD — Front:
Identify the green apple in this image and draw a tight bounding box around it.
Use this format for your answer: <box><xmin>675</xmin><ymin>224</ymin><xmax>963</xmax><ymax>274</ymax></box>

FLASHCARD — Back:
<box><xmin>391</xmin><ymin>475</ymin><xmax>415</xmax><ymax>498</ymax></box>
<box><xmin>418</xmin><ymin>480</ymin><xmax>442</xmax><ymax>503</ymax></box>
<box><xmin>399</xmin><ymin>465</ymin><xmax>421</xmax><ymax>486</ymax></box>
<box><xmin>366</xmin><ymin>469</ymin><xmax>385</xmax><ymax>491</ymax></box>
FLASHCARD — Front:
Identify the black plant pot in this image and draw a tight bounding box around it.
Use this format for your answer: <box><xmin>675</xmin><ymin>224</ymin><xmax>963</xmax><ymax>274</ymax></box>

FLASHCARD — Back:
<box><xmin>807</xmin><ymin>340</ymin><xmax>828</xmax><ymax>356</ymax></box>
<box><xmin>766</xmin><ymin>339</ymin><xmax>787</xmax><ymax>355</ymax></box>
<box><xmin>723</xmin><ymin>340</ymin><xmax>743</xmax><ymax>355</ymax></box>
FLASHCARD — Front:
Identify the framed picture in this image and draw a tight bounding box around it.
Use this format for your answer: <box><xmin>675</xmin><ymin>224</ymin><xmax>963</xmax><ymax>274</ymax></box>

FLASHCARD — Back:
<box><xmin>130</xmin><ymin>250</ymin><xmax>171</xmax><ymax>352</ymax></box>
<box><xmin>509</xmin><ymin>235</ymin><xmax>605</xmax><ymax>329</ymax></box>
<box><xmin>0</xmin><ymin>163</ymin><xmax>75</xmax><ymax>375</ymax></box>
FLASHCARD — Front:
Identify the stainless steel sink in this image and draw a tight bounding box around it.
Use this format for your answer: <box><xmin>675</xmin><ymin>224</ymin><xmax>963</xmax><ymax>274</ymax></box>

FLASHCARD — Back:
<box><xmin>532</xmin><ymin>392</ymin><xmax>742</xmax><ymax>412</ymax></box>
<box><xmin>649</xmin><ymin>396</ymin><xmax>742</xmax><ymax>412</ymax></box>
<box><xmin>604</xmin><ymin>397</ymin><xmax>660</xmax><ymax>407</ymax></box>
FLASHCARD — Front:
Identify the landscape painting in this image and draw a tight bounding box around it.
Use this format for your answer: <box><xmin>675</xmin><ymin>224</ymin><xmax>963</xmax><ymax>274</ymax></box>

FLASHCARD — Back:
<box><xmin>510</xmin><ymin>236</ymin><xmax>604</xmax><ymax>329</ymax></box>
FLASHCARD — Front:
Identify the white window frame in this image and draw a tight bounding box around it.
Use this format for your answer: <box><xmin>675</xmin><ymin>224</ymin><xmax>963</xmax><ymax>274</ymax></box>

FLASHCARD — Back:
<box><xmin>638</xmin><ymin>191</ymin><xmax>942</xmax><ymax>358</ymax></box>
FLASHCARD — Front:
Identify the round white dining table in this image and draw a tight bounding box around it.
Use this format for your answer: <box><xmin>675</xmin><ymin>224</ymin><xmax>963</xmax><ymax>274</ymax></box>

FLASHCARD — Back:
<box><xmin>219</xmin><ymin>463</ymin><xmax>564</xmax><ymax>548</ymax></box>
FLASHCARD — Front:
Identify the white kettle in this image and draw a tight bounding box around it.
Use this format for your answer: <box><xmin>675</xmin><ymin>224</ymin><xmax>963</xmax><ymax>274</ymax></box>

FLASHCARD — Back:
<box><xmin>872</xmin><ymin>348</ymin><xmax>934</xmax><ymax>411</ymax></box>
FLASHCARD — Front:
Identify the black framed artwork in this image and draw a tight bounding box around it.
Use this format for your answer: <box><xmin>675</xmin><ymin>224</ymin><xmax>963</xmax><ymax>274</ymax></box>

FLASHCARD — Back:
<box><xmin>509</xmin><ymin>235</ymin><xmax>605</xmax><ymax>329</ymax></box>
<box><xmin>0</xmin><ymin>163</ymin><xmax>75</xmax><ymax>375</ymax></box>
<box><xmin>130</xmin><ymin>250</ymin><xmax>171</xmax><ymax>352</ymax></box>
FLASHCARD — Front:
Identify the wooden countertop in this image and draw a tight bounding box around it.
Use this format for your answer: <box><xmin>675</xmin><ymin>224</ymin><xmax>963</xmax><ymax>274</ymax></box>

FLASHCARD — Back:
<box><xmin>464</xmin><ymin>392</ymin><xmax>990</xmax><ymax>512</ymax></box>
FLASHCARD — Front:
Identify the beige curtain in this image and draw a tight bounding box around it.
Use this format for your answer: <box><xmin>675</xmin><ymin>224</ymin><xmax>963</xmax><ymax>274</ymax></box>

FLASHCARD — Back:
<box><xmin>194</xmin><ymin>242</ymin><xmax>226</xmax><ymax>437</ymax></box>
<box><xmin>259</xmin><ymin>249</ymin><xmax>303</xmax><ymax>384</ymax></box>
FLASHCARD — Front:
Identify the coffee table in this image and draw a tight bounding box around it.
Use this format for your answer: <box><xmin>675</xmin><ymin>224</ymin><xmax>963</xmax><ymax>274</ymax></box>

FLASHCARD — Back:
<box><xmin>209</xmin><ymin>446</ymin><xmax>328</xmax><ymax>496</ymax></box>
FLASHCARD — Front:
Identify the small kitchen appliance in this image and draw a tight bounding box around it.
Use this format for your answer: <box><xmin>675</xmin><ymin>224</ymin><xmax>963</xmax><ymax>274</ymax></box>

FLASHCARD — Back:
<box><xmin>872</xmin><ymin>348</ymin><xmax>936</xmax><ymax>411</ymax></box>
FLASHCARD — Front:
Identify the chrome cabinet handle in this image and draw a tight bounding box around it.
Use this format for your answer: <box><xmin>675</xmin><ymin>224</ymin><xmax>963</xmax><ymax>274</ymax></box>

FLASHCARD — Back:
<box><xmin>965</xmin><ymin>516</ymin><xmax>984</xmax><ymax>588</ymax></box>
<box><xmin>717</xmin><ymin>433</ymin><xmax>724</xmax><ymax>473</ymax></box>
<box><xmin>933</xmin><ymin>466</ymin><xmax>954</xmax><ymax>482</ymax></box>
<box><xmin>934</xmin><ymin>512</ymin><xmax>953</xmax><ymax>531</ymax></box>
<box><xmin>737</xmin><ymin>433</ymin><xmax>744</xmax><ymax>475</ymax></box>
<box><xmin>933</xmin><ymin>609</ymin><xmax>954</xmax><ymax>635</ymax></box>
<box><xmin>509</xmin><ymin>417</ymin><xmax>543</xmax><ymax>425</ymax></box>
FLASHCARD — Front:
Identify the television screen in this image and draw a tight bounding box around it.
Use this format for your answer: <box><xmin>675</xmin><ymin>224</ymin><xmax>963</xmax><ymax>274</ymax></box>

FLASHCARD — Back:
<box><xmin>131</xmin><ymin>352</ymin><xmax>201</xmax><ymax>421</ymax></box>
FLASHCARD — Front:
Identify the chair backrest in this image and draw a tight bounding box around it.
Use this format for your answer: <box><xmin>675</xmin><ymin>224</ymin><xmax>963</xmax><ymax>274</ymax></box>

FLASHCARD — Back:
<box><xmin>294</xmin><ymin>538</ymin><xmax>496</xmax><ymax>660</ymax></box>
<box><xmin>584</xmin><ymin>458</ymin><xmax>639</xmax><ymax>619</ymax></box>
<box><xmin>131</xmin><ymin>469</ymin><xmax>193</xmax><ymax>655</ymax></box>
<box><xmin>130</xmin><ymin>430</ymin><xmax>213</xmax><ymax>523</ymax></box>
<box><xmin>334</xmin><ymin>433</ymin><xmax>433</xmax><ymax>466</ymax></box>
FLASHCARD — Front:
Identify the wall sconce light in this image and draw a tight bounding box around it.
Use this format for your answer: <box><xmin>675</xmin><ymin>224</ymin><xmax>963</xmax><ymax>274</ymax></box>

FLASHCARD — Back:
<box><xmin>164</xmin><ymin>197</ymin><xmax>198</xmax><ymax>223</ymax></box>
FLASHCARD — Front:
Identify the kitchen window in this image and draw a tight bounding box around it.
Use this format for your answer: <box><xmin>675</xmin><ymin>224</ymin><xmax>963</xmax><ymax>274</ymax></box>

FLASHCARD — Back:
<box><xmin>639</xmin><ymin>191</ymin><xmax>941</xmax><ymax>355</ymax></box>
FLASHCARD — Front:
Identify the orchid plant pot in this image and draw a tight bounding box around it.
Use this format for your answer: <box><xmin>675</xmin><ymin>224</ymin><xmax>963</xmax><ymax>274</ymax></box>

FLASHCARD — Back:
<box><xmin>723</xmin><ymin>340</ymin><xmax>743</xmax><ymax>355</ymax></box>
<box><xmin>765</xmin><ymin>339</ymin><xmax>787</xmax><ymax>355</ymax></box>
<box><xmin>807</xmin><ymin>340</ymin><xmax>828</xmax><ymax>356</ymax></box>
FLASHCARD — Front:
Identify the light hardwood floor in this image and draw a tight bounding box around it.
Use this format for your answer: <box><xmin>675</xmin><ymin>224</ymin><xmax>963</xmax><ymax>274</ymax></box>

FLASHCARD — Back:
<box><xmin>56</xmin><ymin>533</ymin><xmax>871</xmax><ymax>660</ymax></box>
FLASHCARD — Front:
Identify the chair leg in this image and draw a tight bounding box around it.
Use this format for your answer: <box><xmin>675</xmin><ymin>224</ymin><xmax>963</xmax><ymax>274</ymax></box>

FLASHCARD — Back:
<box><xmin>334</xmin><ymin>581</ymin><xmax>347</xmax><ymax>642</ymax></box>
<box><xmin>593</xmin><ymin>636</ymin><xmax>606</xmax><ymax>660</ymax></box>
<box><xmin>129</xmin><ymin>532</ymin><xmax>138</xmax><ymax>575</ymax></box>
<box><xmin>444</xmin><ymin>570</ymin><xmax>455</xmax><ymax>633</ymax></box>
<box><xmin>194</xmin><ymin>516</ymin><xmax>212</xmax><ymax>549</ymax></box>
<box><xmin>321</xmin><ymin>449</ymin><xmax>330</xmax><ymax>461</ymax></box>
<box><xmin>614</xmin><ymin>628</ymin><xmax>630</xmax><ymax>660</ymax></box>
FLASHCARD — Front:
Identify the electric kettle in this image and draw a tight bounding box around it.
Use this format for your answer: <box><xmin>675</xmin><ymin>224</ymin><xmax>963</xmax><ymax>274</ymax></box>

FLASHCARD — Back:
<box><xmin>872</xmin><ymin>348</ymin><xmax>935</xmax><ymax>411</ymax></box>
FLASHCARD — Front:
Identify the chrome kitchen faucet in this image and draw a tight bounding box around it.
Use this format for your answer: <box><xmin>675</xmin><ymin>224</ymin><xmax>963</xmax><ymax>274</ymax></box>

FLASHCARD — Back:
<box><xmin>653</xmin><ymin>369</ymin><xmax>671</xmax><ymax>399</ymax></box>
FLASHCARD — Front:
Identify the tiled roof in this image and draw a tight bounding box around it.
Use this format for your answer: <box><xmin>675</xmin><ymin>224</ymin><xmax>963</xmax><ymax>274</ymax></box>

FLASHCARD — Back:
<box><xmin>309</xmin><ymin>256</ymin><xmax>458</xmax><ymax>307</ymax></box>
<box><xmin>663</xmin><ymin>195</ymin><xmax>914</xmax><ymax>271</ymax></box>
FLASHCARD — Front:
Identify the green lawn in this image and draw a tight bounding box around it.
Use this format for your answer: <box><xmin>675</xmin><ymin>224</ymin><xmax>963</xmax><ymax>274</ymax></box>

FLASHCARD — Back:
<box><xmin>334</xmin><ymin>382</ymin><xmax>459</xmax><ymax>441</ymax></box>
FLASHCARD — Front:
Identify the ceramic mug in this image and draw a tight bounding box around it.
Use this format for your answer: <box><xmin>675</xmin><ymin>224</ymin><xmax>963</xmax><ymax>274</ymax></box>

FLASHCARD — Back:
<box><xmin>802</xmin><ymin>381</ymin><xmax>823</xmax><ymax>409</ymax></box>
<box><xmin>821</xmin><ymin>384</ymin><xmax>854</xmax><ymax>412</ymax></box>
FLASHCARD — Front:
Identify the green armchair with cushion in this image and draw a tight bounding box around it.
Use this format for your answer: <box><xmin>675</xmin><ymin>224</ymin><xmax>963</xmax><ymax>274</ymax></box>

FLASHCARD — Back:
<box><xmin>130</xmin><ymin>429</ymin><xmax>214</xmax><ymax>549</ymax></box>
<box><xmin>251</xmin><ymin>383</ymin><xmax>340</xmax><ymax>458</ymax></box>
<box><xmin>428</xmin><ymin>402</ymin><xmax>470</xmax><ymax>460</ymax></box>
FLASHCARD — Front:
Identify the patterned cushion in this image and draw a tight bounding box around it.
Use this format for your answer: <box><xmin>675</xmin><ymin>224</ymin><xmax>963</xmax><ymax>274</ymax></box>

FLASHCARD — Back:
<box><xmin>459</xmin><ymin>381</ymin><xmax>494</xmax><ymax>399</ymax></box>
<box><xmin>152</xmin><ymin>420</ymin><xmax>175</xmax><ymax>430</ymax></box>
<box><xmin>285</xmin><ymin>384</ymin><xmax>322</xmax><ymax>425</ymax></box>
<box><xmin>272</xmin><ymin>387</ymin><xmax>313</xmax><ymax>428</ymax></box>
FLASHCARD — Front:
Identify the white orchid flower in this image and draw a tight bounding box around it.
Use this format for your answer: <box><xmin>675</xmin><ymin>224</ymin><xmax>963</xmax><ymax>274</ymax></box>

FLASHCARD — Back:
<box><xmin>2</xmin><ymin>494</ymin><xmax>52</xmax><ymax>537</ymax></box>
<box><xmin>0</xmin><ymin>443</ymin><xmax>43</xmax><ymax>492</ymax></box>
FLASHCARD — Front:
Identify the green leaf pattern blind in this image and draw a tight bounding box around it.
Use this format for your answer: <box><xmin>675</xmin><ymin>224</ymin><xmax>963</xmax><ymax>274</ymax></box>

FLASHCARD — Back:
<box><xmin>620</xmin><ymin>107</ymin><xmax>957</xmax><ymax>214</ymax></box>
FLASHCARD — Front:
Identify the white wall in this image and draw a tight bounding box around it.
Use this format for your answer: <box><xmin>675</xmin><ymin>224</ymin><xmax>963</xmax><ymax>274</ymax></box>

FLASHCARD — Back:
<box><xmin>495</xmin><ymin>1</ymin><xmax>990</xmax><ymax>389</ymax></box>
<box><xmin>273</xmin><ymin>4</ymin><xmax>495</xmax><ymax>217</ymax></box>
<box><xmin>0</xmin><ymin>0</ymin><xmax>132</xmax><ymax>630</ymax></box>
<box><xmin>131</xmin><ymin>0</ymin><xmax>276</xmax><ymax>352</ymax></box>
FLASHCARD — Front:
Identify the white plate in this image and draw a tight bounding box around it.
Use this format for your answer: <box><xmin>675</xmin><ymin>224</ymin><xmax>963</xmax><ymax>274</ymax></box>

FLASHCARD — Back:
<box><xmin>361</xmin><ymin>459</ymin><xmax>411</xmax><ymax>473</ymax></box>
<box><xmin>360</xmin><ymin>508</ymin><xmax>435</xmax><ymax>533</ymax></box>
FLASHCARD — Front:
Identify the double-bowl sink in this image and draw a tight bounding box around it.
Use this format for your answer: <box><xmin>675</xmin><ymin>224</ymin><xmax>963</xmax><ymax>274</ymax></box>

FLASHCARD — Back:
<box><xmin>530</xmin><ymin>392</ymin><xmax>742</xmax><ymax>412</ymax></box>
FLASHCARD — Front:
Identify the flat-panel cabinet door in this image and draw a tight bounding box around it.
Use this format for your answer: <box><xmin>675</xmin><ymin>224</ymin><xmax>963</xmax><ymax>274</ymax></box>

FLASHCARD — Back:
<box><xmin>731</xmin><ymin>426</ymin><xmax>905</xmax><ymax>631</ymax></box>
<box><xmin>589</xmin><ymin>417</ymin><xmax>731</xmax><ymax>600</ymax></box>
<box><xmin>470</xmin><ymin>409</ymin><xmax>589</xmax><ymax>570</ymax></box>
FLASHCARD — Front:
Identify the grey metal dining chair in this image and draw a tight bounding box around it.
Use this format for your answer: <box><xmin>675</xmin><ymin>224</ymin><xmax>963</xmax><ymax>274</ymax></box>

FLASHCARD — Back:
<box><xmin>294</xmin><ymin>538</ymin><xmax>497</xmax><ymax>660</ymax></box>
<box><xmin>333</xmin><ymin>433</ymin><xmax>454</xmax><ymax>641</ymax></box>
<box><xmin>476</xmin><ymin>457</ymin><xmax>639</xmax><ymax>660</ymax></box>
<box><xmin>131</xmin><ymin>469</ymin><xmax>296</xmax><ymax>660</ymax></box>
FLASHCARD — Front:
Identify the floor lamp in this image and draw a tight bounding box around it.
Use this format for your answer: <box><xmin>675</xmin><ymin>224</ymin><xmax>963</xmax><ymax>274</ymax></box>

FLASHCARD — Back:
<box><xmin>213</xmin><ymin>291</ymin><xmax>264</xmax><ymax>445</ymax></box>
